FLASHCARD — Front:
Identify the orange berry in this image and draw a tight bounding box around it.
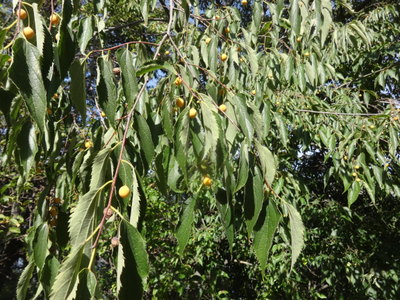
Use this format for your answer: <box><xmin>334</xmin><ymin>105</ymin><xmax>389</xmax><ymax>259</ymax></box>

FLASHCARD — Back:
<box><xmin>174</xmin><ymin>77</ymin><xmax>183</xmax><ymax>86</ymax></box>
<box><xmin>119</xmin><ymin>185</ymin><xmax>130</xmax><ymax>198</ymax></box>
<box><xmin>176</xmin><ymin>97</ymin><xmax>185</xmax><ymax>108</ymax></box>
<box><xmin>219</xmin><ymin>104</ymin><xmax>227</xmax><ymax>112</ymax></box>
<box><xmin>23</xmin><ymin>27</ymin><xmax>35</xmax><ymax>40</ymax></box>
<box><xmin>189</xmin><ymin>108</ymin><xmax>197</xmax><ymax>119</ymax></box>
<box><xmin>203</xmin><ymin>176</ymin><xmax>212</xmax><ymax>187</ymax></box>
<box><xmin>17</xmin><ymin>9</ymin><xmax>27</xmax><ymax>20</ymax></box>
<box><xmin>50</xmin><ymin>14</ymin><xmax>60</xmax><ymax>26</ymax></box>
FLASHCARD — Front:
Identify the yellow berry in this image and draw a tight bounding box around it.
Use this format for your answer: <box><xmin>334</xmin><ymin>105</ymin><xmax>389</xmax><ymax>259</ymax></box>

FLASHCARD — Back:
<box><xmin>203</xmin><ymin>176</ymin><xmax>212</xmax><ymax>187</ymax></box>
<box><xmin>176</xmin><ymin>97</ymin><xmax>185</xmax><ymax>108</ymax></box>
<box><xmin>369</xmin><ymin>125</ymin><xmax>375</xmax><ymax>129</ymax></box>
<box><xmin>205</xmin><ymin>37</ymin><xmax>212</xmax><ymax>44</ymax></box>
<box><xmin>17</xmin><ymin>9</ymin><xmax>27</xmax><ymax>20</ymax></box>
<box><xmin>119</xmin><ymin>185</ymin><xmax>130</xmax><ymax>198</ymax></box>
<box><xmin>101</xmin><ymin>111</ymin><xmax>106</xmax><ymax>117</ymax></box>
<box><xmin>50</xmin><ymin>13</ymin><xmax>60</xmax><ymax>26</ymax></box>
<box><xmin>225</xmin><ymin>27</ymin><xmax>230</xmax><ymax>34</ymax></box>
<box><xmin>165</xmin><ymin>50</ymin><xmax>170</xmax><ymax>55</ymax></box>
<box><xmin>344</xmin><ymin>155</ymin><xmax>348</xmax><ymax>160</ymax></box>
<box><xmin>85</xmin><ymin>140</ymin><xmax>93</xmax><ymax>149</ymax></box>
<box><xmin>354</xmin><ymin>165</ymin><xmax>360</xmax><ymax>170</ymax></box>
<box><xmin>393</xmin><ymin>116</ymin><xmax>399</xmax><ymax>121</ymax></box>
<box><xmin>241</xmin><ymin>0</ymin><xmax>248</xmax><ymax>5</ymax></box>
<box><xmin>174</xmin><ymin>77</ymin><xmax>183</xmax><ymax>86</ymax></box>
<box><xmin>356</xmin><ymin>178</ymin><xmax>361</xmax><ymax>182</ymax></box>
<box><xmin>189</xmin><ymin>108</ymin><xmax>197</xmax><ymax>119</ymax></box>
<box><xmin>219</xmin><ymin>104</ymin><xmax>227</xmax><ymax>112</ymax></box>
<box><xmin>304</xmin><ymin>52</ymin><xmax>310</xmax><ymax>57</ymax></box>
<box><xmin>251</xmin><ymin>90</ymin><xmax>256</xmax><ymax>96</ymax></box>
<box><xmin>215</xmin><ymin>15</ymin><xmax>220</xmax><ymax>21</ymax></box>
<box><xmin>296</xmin><ymin>36</ymin><xmax>302</xmax><ymax>42</ymax></box>
<box><xmin>352</xmin><ymin>172</ymin><xmax>357</xmax><ymax>177</ymax></box>
<box><xmin>23</xmin><ymin>27</ymin><xmax>35</xmax><ymax>40</ymax></box>
<box><xmin>268</xmin><ymin>73</ymin><xmax>273</xmax><ymax>79</ymax></box>
<box><xmin>220</xmin><ymin>53</ymin><xmax>228</xmax><ymax>62</ymax></box>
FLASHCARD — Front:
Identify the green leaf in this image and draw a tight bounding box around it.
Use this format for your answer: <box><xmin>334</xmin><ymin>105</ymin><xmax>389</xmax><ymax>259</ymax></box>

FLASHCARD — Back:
<box><xmin>57</xmin><ymin>0</ymin><xmax>75</xmax><ymax>78</ymax></box>
<box><xmin>90</xmin><ymin>148</ymin><xmax>111</xmax><ymax>190</ymax></box>
<box><xmin>16</xmin><ymin>120</ymin><xmax>38</xmax><ymax>179</ymax></box>
<box><xmin>244</xmin><ymin>45</ymin><xmax>258</xmax><ymax>77</ymax></box>
<box><xmin>40</xmin><ymin>256</ymin><xmax>60</xmax><ymax>297</ymax></box>
<box><xmin>290</xmin><ymin>0</ymin><xmax>301</xmax><ymax>35</ymax></box>
<box><xmin>216</xmin><ymin>188</ymin><xmax>234</xmax><ymax>252</ymax></box>
<box><xmin>245</xmin><ymin>166</ymin><xmax>264</xmax><ymax>234</ymax></box>
<box><xmin>97</xmin><ymin>56</ymin><xmax>117</xmax><ymax>126</ymax></box>
<box><xmin>320</xmin><ymin>0</ymin><xmax>333</xmax><ymax>45</ymax></box>
<box><xmin>9</xmin><ymin>38</ymin><xmax>46</xmax><ymax>132</ymax></box>
<box><xmin>50</xmin><ymin>244</ymin><xmax>85</xmax><ymax>300</ymax></box>
<box><xmin>70</xmin><ymin>59</ymin><xmax>87</xmax><ymax>120</ymax></box>
<box><xmin>136</xmin><ymin>63</ymin><xmax>174</xmax><ymax>76</ymax></box>
<box><xmin>16</xmin><ymin>260</ymin><xmax>35</xmax><ymax>300</ymax></box>
<box><xmin>253</xmin><ymin>200</ymin><xmax>281</xmax><ymax>273</ymax></box>
<box><xmin>200</xmin><ymin>94</ymin><xmax>220</xmax><ymax>159</ymax></box>
<box><xmin>69</xmin><ymin>189</ymin><xmax>100</xmax><ymax>246</ymax></box>
<box><xmin>117</xmin><ymin>49</ymin><xmax>138</xmax><ymax>110</ymax></box>
<box><xmin>235</xmin><ymin>141</ymin><xmax>249</xmax><ymax>192</ymax></box>
<box><xmin>274</xmin><ymin>113</ymin><xmax>288</xmax><ymax>148</ymax></box>
<box><xmin>176</xmin><ymin>196</ymin><xmax>197</xmax><ymax>255</ymax></box>
<box><xmin>78</xmin><ymin>16</ymin><xmax>94</xmax><ymax>53</ymax></box>
<box><xmin>33</xmin><ymin>223</ymin><xmax>49</xmax><ymax>269</ymax></box>
<box><xmin>255</xmin><ymin>140</ymin><xmax>276</xmax><ymax>186</ymax></box>
<box><xmin>286</xmin><ymin>202</ymin><xmax>305</xmax><ymax>271</ymax></box>
<box><xmin>118</xmin><ymin>220</ymin><xmax>149</xmax><ymax>299</ymax></box>
<box><xmin>348</xmin><ymin>180</ymin><xmax>361</xmax><ymax>207</ymax></box>
<box><xmin>136</xmin><ymin>114</ymin><xmax>155</xmax><ymax>165</ymax></box>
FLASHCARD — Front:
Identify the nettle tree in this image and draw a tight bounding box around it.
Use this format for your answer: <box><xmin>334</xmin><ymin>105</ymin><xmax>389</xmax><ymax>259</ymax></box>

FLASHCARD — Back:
<box><xmin>0</xmin><ymin>0</ymin><xmax>399</xmax><ymax>298</ymax></box>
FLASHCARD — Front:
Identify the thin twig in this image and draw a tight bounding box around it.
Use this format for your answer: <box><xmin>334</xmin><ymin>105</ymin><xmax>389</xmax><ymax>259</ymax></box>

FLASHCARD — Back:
<box><xmin>296</xmin><ymin>109</ymin><xmax>386</xmax><ymax>117</ymax></box>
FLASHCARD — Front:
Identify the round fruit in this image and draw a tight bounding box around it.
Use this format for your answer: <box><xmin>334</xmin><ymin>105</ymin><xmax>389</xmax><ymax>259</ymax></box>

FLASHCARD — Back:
<box><xmin>47</xmin><ymin>108</ymin><xmax>52</xmax><ymax>115</ymax></box>
<box><xmin>268</xmin><ymin>73</ymin><xmax>273</xmax><ymax>79</ymax></box>
<box><xmin>304</xmin><ymin>52</ymin><xmax>310</xmax><ymax>57</ymax></box>
<box><xmin>50</xmin><ymin>14</ymin><xmax>60</xmax><ymax>26</ymax></box>
<box><xmin>176</xmin><ymin>97</ymin><xmax>185</xmax><ymax>108</ymax></box>
<box><xmin>369</xmin><ymin>125</ymin><xmax>375</xmax><ymax>129</ymax></box>
<box><xmin>103</xmin><ymin>207</ymin><xmax>113</xmax><ymax>219</ymax></box>
<box><xmin>220</xmin><ymin>53</ymin><xmax>228</xmax><ymax>62</ymax></box>
<box><xmin>352</xmin><ymin>172</ymin><xmax>357</xmax><ymax>177</ymax></box>
<box><xmin>393</xmin><ymin>116</ymin><xmax>399</xmax><ymax>121</ymax></box>
<box><xmin>174</xmin><ymin>77</ymin><xmax>183</xmax><ymax>86</ymax></box>
<box><xmin>343</xmin><ymin>155</ymin><xmax>348</xmax><ymax>160</ymax></box>
<box><xmin>356</xmin><ymin>178</ymin><xmax>361</xmax><ymax>182</ymax></box>
<box><xmin>354</xmin><ymin>165</ymin><xmax>360</xmax><ymax>170</ymax></box>
<box><xmin>23</xmin><ymin>27</ymin><xmax>35</xmax><ymax>40</ymax></box>
<box><xmin>296</xmin><ymin>36</ymin><xmax>302</xmax><ymax>42</ymax></box>
<box><xmin>219</xmin><ymin>104</ymin><xmax>227</xmax><ymax>112</ymax></box>
<box><xmin>101</xmin><ymin>111</ymin><xmax>106</xmax><ymax>117</ymax></box>
<box><xmin>215</xmin><ymin>15</ymin><xmax>220</xmax><ymax>21</ymax></box>
<box><xmin>189</xmin><ymin>108</ymin><xmax>197</xmax><ymax>119</ymax></box>
<box><xmin>119</xmin><ymin>185</ymin><xmax>130</xmax><ymax>198</ymax></box>
<box><xmin>251</xmin><ymin>90</ymin><xmax>256</xmax><ymax>96</ymax></box>
<box><xmin>85</xmin><ymin>140</ymin><xmax>93</xmax><ymax>149</ymax></box>
<box><xmin>241</xmin><ymin>0</ymin><xmax>248</xmax><ymax>5</ymax></box>
<box><xmin>203</xmin><ymin>176</ymin><xmax>212</xmax><ymax>187</ymax></box>
<box><xmin>53</xmin><ymin>93</ymin><xmax>59</xmax><ymax>100</ymax></box>
<box><xmin>113</xmin><ymin>67</ymin><xmax>121</xmax><ymax>75</ymax></box>
<box><xmin>111</xmin><ymin>237</ymin><xmax>119</xmax><ymax>247</ymax></box>
<box><xmin>165</xmin><ymin>50</ymin><xmax>170</xmax><ymax>55</ymax></box>
<box><xmin>17</xmin><ymin>9</ymin><xmax>27</xmax><ymax>20</ymax></box>
<box><xmin>205</xmin><ymin>37</ymin><xmax>212</xmax><ymax>45</ymax></box>
<box><xmin>224</xmin><ymin>27</ymin><xmax>230</xmax><ymax>34</ymax></box>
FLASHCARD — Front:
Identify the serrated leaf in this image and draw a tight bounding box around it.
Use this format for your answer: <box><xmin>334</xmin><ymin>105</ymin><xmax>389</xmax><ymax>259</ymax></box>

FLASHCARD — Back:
<box><xmin>70</xmin><ymin>59</ymin><xmax>87</xmax><ymax>120</ymax></box>
<box><xmin>245</xmin><ymin>166</ymin><xmax>264</xmax><ymax>234</ymax></box>
<box><xmin>118</xmin><ymin>220</ymin><xmax>149</xmax><ymax>299</ymax></box>
<box><xmin>90</xmin><ymin>148</ymin><xmax>111</xmax><ymax>190</ymax></box>
<box><xmin>40</xmin><ymin>256</ymin><xmax>60</xmax><ymax>297</ymax></box>
<box><xmin>9</xmin><ymin>39</ymin><xmax>46</xmax><ymax>132</ymax></box>
<box><xmin>136</xmin><ymin>114</ymin><xmax>155</xmax><ymax>165</ymax></box>
<box><xmin>255</xmin><ymin>140</ymin><xmax>276</xmax><ymax>186</ymax></box>
<box><xmin>97</xmin><ymin>56</ymin><xmax>117</xmax><ymax>126</ymax></box>
<box><xmin>235</xmin><ymin>142</ymin><xmax>249</xmax><ymax>192</ymax></box>
<box><xmin>50</xmin><ymin>244</ymin><xmax>84</xmax><ymax>300</ymax></box>
<box><xmin>78</xmin><ymin>16</ymin><xmax>93</xmax><ymax>53</ymax></box>
<box><xmin>286</xmin><ymin>202</ymin><xmax>305</xmax><ymax>271</ymax></box>
<box><xmin>16</xmin><ymin>260</ymin><xmax>35</xmax><ymax>300</ymax></box>
<box><xmin>274</xmin><ymin>113</ymin><xmax>288</xmax><ymax>148</ymax></box>
<box><xmin>33</xmin><ymin>223</ymin><xmax>49</xmax><ymax>269</ymax></box>
<box><xmin>176</xmin><ymin>196</ymin><xmax>197</xmax><ymax>255</ymax></box>
<box><xmin>117</xmin><ymin>49</ymin><xmax>138</xmax><ymax>110</ymax></box>
<box><xmin>16</xmin><ymin>120</ymin><xmax>38</xmax><ymax>179</ymax></box>
<box><xmin>348</xmin><ymin>180</ymin><xmax>361</xmax><ymax>207</ymax></box>
<box><xmin>69</xmin><ymin>189</ymin><xmax>100</xmax><ymax>246</ymax></box>
<box><xmin>253</xmin><ymin>200</ymin><xmax>281</xmax><ymax>273</ymax></box>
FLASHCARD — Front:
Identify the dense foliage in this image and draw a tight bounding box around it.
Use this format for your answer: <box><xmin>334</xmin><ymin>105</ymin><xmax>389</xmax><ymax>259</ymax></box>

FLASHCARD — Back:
<box><xmin>1</xmin><ymin>0</ymin><xmax>399</xmax><ymax>299</ymax></box>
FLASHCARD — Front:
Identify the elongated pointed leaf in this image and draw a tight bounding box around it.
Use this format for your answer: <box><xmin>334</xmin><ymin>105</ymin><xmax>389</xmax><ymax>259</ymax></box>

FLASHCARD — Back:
<box><xmin>90</xmin><ymin>148</ymin><xmax>111</xmax><ymax>190</ymax></box>
<box><xmin>117</xmin><ymin>48</ymin><xmax>138</xmax><ymax>110</ymax></box>
<box><xmin>16</xmin><ymin>260</ymin><xmax>35</xmax><ymax>300</ymax></box>
<box><xmin>253</xmin><ymin>200</ymin><xmax>281</xmax><ymax>272</ymax></box>
<box><xmin>97</xmin><ymin>57</ymin><xmax>117</xmax><ymax>126</ymax></box>
<box><xmin>176</xmin><ymin>197</ymin><xmax>197</xmax><ymax>255</ymax></box>
<box><xmin>9</xmin><ymin>39</ymin><xmax>46</xmax><ymax>132</ymax></box>
<box><xmin>50</xmin><ymin>244</ymin><xmax>85</xmax><ymax>300</ymax></box>
<box><xmin>69</xmin><ymin>189</ymin><xmax>100</xmax><ymax>246</ymax></box>
<box><xmin>255</xmin><ymin>140</ymin><xmax>276</xmax><ymax>186</ymax></box>
<box><xmin>33</xmin><ymin>223</ymin><xmax>49</xmax><ymax>269</ymax></box>
<box><xmin>286</xmin><ymin>202</ymin><xmax>305</xmax><ymax>271</ymax></box>
<box><xmin>70</xmin><ymin>59</ymin><xmax>87</xmax><ymax>120</ymax></box>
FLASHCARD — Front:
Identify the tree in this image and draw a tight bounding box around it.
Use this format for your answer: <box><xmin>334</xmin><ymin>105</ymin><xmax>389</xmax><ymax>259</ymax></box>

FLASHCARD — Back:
<box><xmin>0</xmin><ymin>0</ymin><xmax>399</xmax><ymax>299</ymax></box>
